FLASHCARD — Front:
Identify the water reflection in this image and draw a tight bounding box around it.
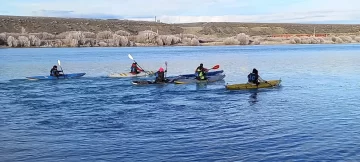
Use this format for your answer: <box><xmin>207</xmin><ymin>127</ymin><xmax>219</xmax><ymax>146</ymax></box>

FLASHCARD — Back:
<box><xmin>249</xmin><ymin>91</ymin><xmax>258</xmax><ymax>106</ymax></box>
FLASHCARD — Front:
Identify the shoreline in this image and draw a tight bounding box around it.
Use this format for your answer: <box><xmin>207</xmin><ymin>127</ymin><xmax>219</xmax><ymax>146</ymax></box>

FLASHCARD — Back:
<box><xmin>1</xmin><ymin>42</ymin><xmax>360</xmax><ymax>49</ymax></box>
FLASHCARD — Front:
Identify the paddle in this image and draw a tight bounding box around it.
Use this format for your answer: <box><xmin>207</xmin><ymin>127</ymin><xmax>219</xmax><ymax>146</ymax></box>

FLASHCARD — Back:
<box><xmin>57</xmin><ymin>60</ymin><xmax>65</xmax><ymax>79</ymax></box>
<box><xmin>205</xmin><ymin>64</ymin><xmax>220</xmax><ymax>72</ymax></box>
<box><xmin>165</xmin><ymin>61</ymin><xmax>168</xmax><ymax>77</ymax></box>
<box><xmin>128</xmin><ymin>54</ymin><xmax>149</xmax><ymax>75</ymax></box>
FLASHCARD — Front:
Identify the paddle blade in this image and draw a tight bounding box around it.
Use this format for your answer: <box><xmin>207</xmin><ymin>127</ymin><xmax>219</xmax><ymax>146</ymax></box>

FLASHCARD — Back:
<box><xmin>128</xmin><ymin>54</ymin><xmax>134</xmax><ymax>60</ymax></box>
<box><xmin>212</xmin><ymin>65</ymin><xmax>220</xmax><ymax>69</ymax></box>
<box><xmin>57</xmin><ymin>60</ymin><xmax>61</xmax><ymax>66</ymax></box>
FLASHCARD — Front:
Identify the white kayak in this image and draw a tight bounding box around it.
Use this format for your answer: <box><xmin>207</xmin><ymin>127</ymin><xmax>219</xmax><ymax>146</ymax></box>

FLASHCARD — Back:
<box><xmin>108</xmin><ymin>71</ymin><xmax>155</xmax><ymax>78</ymax></box>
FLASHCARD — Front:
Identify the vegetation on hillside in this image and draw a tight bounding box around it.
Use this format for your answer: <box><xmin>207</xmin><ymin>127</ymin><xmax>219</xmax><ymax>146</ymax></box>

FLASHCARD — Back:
<box><xmin>1</xmin><ymin>16</ymin><xmax>360</xmax><ymax>48</ymax></box>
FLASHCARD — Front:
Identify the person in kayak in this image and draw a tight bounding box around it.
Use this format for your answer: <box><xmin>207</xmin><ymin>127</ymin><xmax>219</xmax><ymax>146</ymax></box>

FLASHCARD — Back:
<box><xmin>248</xmin><ymin>68</ymin><xmax>266</xmax><ymax>85</ymax></box>
<box><xmin>130</xmin><ymin>62</ymin><xmax>143</xmax><ymax>74</ymax></box>
<box><xmin>50</xmin><ymin>65</ymin><xmax>63</xmax><ymax>77</ymax></box>
<box><xmin>154</xmin><ymin>67</ymin><xmax>168</xmax><ymax>83</ymax></box>
<box><xmin>195</xmin><ymin>63</ymin><xmax>208</xmax><ymax>80</ymax></box>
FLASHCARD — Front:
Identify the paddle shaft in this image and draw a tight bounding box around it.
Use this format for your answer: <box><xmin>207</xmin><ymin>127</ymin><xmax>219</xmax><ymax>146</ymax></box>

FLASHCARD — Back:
<box><xmin>59</xmin><ymin>66</ymin><xmax>66</xmax><ymax>79</ymax></box>
<box><xmin>165</xmin><ymin>62</ymin><xmax>167</xmax><ymax>78</ymax></box>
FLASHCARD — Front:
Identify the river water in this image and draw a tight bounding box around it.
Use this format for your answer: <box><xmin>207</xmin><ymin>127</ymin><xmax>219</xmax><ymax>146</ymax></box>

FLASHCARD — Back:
<box><xmin>1</xmin><ymin>45</ymin><xmax>360</xmax><ymax>161</ymax></box>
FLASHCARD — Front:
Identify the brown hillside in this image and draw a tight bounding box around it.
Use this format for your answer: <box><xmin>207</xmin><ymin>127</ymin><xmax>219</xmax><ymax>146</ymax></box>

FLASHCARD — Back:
<box><xmin>178</xmin><ymin>22</ymin><xmax>360</xmax><ymax>37</ymax></box>
<box><xmin>0</xmin><ymin>15</ymin><xmax>183</xmax><ymax>35</ymax></box>
<box><xmin>1</xmin><ymin>15</ymin><xmax>360</xmax><ymax>37</ymax></box>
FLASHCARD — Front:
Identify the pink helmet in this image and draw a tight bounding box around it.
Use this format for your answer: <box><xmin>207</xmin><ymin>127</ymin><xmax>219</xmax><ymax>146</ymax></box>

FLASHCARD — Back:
<box><xmin>159</xmin><ymin>67</ymin><xmax>164</xmax><ymax>72</ymax></box>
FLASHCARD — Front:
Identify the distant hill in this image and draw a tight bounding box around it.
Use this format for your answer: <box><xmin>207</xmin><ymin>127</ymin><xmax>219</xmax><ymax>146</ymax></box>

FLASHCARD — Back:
<box><xmin>1</xmin><ymin>15</ymin><xmax>360</xmax><ymax>37</ymax></box>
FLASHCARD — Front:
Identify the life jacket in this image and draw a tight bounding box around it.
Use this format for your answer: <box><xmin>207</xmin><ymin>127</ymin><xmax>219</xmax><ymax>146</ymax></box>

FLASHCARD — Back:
<box><xmin>196</xmin><ymin>67</ymin><xmax>206</xmax><ymax>80</ymax></box>
<box><xmin>248</xmin><ymin>73</ymin><xmax>258</xmax><ymax>83</ymax></box>
<box><xmin>50</xmin><ymin>68</ymin><xmax>58</xmax><ymax>76</ymax></box>
<box><xmin>130</xmin><ymin>64</ymin><xmax>138</xmax><ymax>73</ymax></box>
<box><xmin>155</xmin><ymin>71</ymin><xmax>165</xmax><ymax>82</ymax></box>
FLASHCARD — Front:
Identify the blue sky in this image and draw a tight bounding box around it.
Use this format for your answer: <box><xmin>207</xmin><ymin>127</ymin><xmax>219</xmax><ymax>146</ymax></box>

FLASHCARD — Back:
<box><xmin>0</xmin><ymin>0</ymin><xmax>359</xmax><ymax>23</ymax></box>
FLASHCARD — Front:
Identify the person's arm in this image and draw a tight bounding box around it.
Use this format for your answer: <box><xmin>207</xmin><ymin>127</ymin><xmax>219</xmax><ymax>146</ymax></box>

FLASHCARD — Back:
<box><xmin>258</xmin><ymin>75</ymin><xmax>267</xmax><ymax>83</ymax></box>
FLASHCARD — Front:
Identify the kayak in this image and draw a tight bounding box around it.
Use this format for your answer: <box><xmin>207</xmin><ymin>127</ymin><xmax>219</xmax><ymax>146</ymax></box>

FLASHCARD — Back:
<box><xmin>26</xmin><ymin>73</ymin><xmax>86</xmax><ymax>80</ymax></box>
<box><xmin>174</xmin><ymin>74</ymin><xmax>226</xmax><ymax>84</ymax></box>
<box><xmin>225</xmin><ymin>80</ymin><xmax>281</xmax><ymax>90</ymax></box>
<box><xmin>132</xmin><ymin>80</ymin><xmax>170</xmax><ymax>85</ymax></box>
<box><xmin>108</xmin><ymin>71</ymin><xmax>155</xmax><ymax>78</ymax></box>
<box><xmin>166</xmin><ymin>70</ymin><xmax>224</xmax><ymax>81</ymax></box>
<box><xmin>178</xmin><ymin>70</ymin><xmax>224</xmax><ymax>77</ymax></box>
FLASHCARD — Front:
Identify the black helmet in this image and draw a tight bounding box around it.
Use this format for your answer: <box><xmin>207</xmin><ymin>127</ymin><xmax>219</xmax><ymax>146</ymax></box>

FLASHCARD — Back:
<box><xmin>53</xmin><ymin>65</ymin><xmax>57</xmax><ymax>68</ymax></box>
<box><xmin>252</xmin><ymin>68</ymin><xmax>258</xmax><ymax>74</ymax></box>
<box><xmin>200</xmin><ymin>63</ymin><xmax>203</xmax><ymax>67</ymax></box>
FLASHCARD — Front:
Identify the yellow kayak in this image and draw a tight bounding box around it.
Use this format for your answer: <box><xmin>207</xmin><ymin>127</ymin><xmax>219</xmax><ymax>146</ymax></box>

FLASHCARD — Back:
<box><xmin>225</xmin><ymin>79</ymin><xmax>281</xmax><ymax>90</ymax></box>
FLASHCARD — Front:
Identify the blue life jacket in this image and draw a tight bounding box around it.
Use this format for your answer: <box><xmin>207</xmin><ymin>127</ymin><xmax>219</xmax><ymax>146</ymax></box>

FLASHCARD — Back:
<box><xmin>248</xmin><ymin>73</ymin><xmax>258</xmax><ymax>82</ymax></box>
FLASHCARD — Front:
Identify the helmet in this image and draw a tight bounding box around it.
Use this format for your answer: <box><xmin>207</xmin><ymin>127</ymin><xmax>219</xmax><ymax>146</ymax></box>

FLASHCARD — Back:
<box><xmin>53</xmin><ymin>65</ymin><xmax>57</xmax><ymax>68</ymax></box>
<box><xmin>200</xmin><ymin>63</ymin><xmax>203</xmax><ymax>67</ymax></box>
<box><xmin>159</xmin><ymin>67</ymin><xmax>164</xmax><ymax>72</ymax></box>
<box><xmin>252</xmin><ymin>68</ymin><xmax>258</xmax><ymax>74</ymax></box>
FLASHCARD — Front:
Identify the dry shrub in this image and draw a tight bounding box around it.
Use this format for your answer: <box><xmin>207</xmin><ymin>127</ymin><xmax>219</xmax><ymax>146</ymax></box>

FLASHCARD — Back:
<box><xmin>39</xmin><ymin>40</ymin><xmax>55</xmax><ymax>47</ymax></box>
<box><xmin>115</xmin><ymin>30</ymin><xmax>131</xmax><ymax>36</ymax></box>
<box><xmin>29</xmin><ymin>35</ymin><xmax>41</xmax><ymax>47</ymax></box>
<box><xmin>64</xmin><ymin>31</ymin><xmax>85</xmax><ymax>47</ymax></box>
<box><xmin>223</xmin><ymin>37</ymin><xmax>239</xmax><ymax>45</ymax></box>
<box><xmin>339</xmin><ymin>36</ymin><xmax>352</xmax><ymax>43</ymax></box>
<box><xmin>332</xmin><ymin>36</ymin><xmax>343</xmax><ymax>43</ymax></box>
<box><xmin>159</xmin><ymin>35</ymin><xmax>180</xmax><ymax>45</ymax></box>
<box><xmin>55</xmin><ymin>32</ymin><xmax>69</xmax><ymax>39</ymax></box>
<box><xmin>7</xmin><ymin>36</ymin><xmax>18</xmax><ymax>47</ymax></box>
<box><xmin>316</xmin><ymin>37</ymin><xmax>325</xmax><ymax>44</ymax></box>
<box><xmin>97</xmin><ymin>31</ymin><xmax>113</xmax><ymax>40</ymax></box>
<box><xmin>39</xmin><ymin>32</ymin><xmax>55</xmax><ymax>40</ymax></box>
<box><xmin>236</xmin><ymin>33</ymin><xmax>250</xmax><ymax>45</ymax></box>
<box><xmin>98</xmin><ymin>41</ymin><xmax>108</xmax><ymax>47</ymax></box>
<box><xmin>112</xmin><ymin>34</ymin><xmax>129</xmax><ymax>47</ymax></box>
<box><xmin>181</xmin><ymin>37</ymin><xmax>191</xmax><ymax>45</ymax></box>
<box><xmin>21</xmin><ymin>27</ymin><xmax>27</xmax><ymax>34</ymax></box>
<box><xmin>18</xmin><ymin>36</ymin><xmax>31</xmax><ymax>47</ymax></box>
<box><xmin>253</xmin><ymin>39</ymin><xmax>261</xmax><ymax>45</ymax></box>
<box><xmin>120</xmin><ymin>36</ymin><xmax>129</xmax><ymax>46</ymax></box>
<box><xmin>136</xmin><ymin>30</ymin><xmax>158</xmax><ymax>43</ymax></box>
<box><xmin>130</xmin><ymin>41</ymin><xmax>136</xmax><ymax>47</ymax></box>
<box><xmin>156</xmin><ymin>37</ymin><xmax>164</xmax><ymax>45</ymax></box>
<box><xmin>0</xmin><ymin>33</ymin><xmax>6</xmax><ymax>45</ymax></box>
<box><xmin>54</xmin><ymin>39</ymin><xmax>63</xmax><ymax>47</ymax></box>
<box><xmin>6</xmin><ymin>33</ymin><xmax>21</xmax><ymax>39</ymax></box>
<box><xmin>112</xmin><ymin>34</ymin><xmax>121</xmax><ymax>47</ymax></box>
<box><xmin>354</xmin><ymin>36</ymin><xmax>360</xmax><ymax>42</ymax></box>
<box><xmin>190</xmin><ymin>38</ymin><xmax>200</xmax><ymax>46</ymax></box>
<box><xmin>300</xmin><ymin>37</ymin><xmax>311</xmax><ymax>44</ymax></box>
<box><xmin>179</xmin><ymin>34</ymin><xmax>198</xmax><ymax>39</ymax></box>
<box><xmin>267</xmin><ymin>37</ymin><xmax>284</xmax><ymax>42</ymax></box>
<box><xmin>84</xmin><ymin>38</ymin><xmax>96</xmax><ymax>47</ymax></box>
<box><xmin>83</xmin><ymin>32</ymin><xmax>96</xmax><ymax>38</ymax></box>
<box><xmin>290</xmin><ymin>37</ymin><xmax>301</xmax><ymax>44</ymax></box>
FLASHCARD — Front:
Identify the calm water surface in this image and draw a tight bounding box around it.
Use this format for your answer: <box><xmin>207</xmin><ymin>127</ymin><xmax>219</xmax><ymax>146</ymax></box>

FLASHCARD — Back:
<box><xmin>1</xmin><ymin>45</ymin><xmax>360</xmax><ymax>161</ymax></box>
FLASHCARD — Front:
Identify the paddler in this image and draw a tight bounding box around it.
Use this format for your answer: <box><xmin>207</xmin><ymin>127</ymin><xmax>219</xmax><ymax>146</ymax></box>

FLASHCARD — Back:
<box><xmin>130</xmin><ymin>62</ymin><xmax>144</xmax><ymax>74</ymax></box>
<box><xmin>247</xmin><ymin>68</ymin><xmax>267</xmax><ymax>85</ymax></box>
<box><xmin>195</xmin><ymin>63</ymin><xmax>208</xmax><ymax>80</ymax></box>
<box><xmin>50</xmin><ymin>65</ymin><xmax>63</xmax><ymax>77</ymax></box>
<box><xmin>154</xmin><ymin>67</ymin><xmax>168</xmax><ymax>83</ymax></box>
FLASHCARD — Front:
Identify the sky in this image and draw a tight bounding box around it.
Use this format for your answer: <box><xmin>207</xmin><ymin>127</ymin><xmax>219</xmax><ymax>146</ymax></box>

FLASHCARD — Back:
<box><xmin>0</xmin><ymin>0</ymin><xmax>360</xmax><ymax>24</ymax></box>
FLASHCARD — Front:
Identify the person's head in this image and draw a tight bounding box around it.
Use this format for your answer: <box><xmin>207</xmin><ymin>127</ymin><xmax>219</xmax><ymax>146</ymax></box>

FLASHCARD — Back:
<box><xmin>200</xmin><ymin>63</ymin><xmax>203</xmax><ymax>68</ymax></box>
<box><xmin>252</xmin><ymin>68</ymin><xmax>258</xmax><ymax>74</ymax></box>
<box><xmin>158</xmin><ymin>67</ymin><xmax>164</xmax><ymax>72</ymax></box>
<box><xmin>132</xmin><ymin>63</ymin><xmax>137</xmax><ymax>66</ymax></box>
<box><xmin>53</xmin><ymin>65</ymin><xmax>57</xmax><ymax>69</ymax></box>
